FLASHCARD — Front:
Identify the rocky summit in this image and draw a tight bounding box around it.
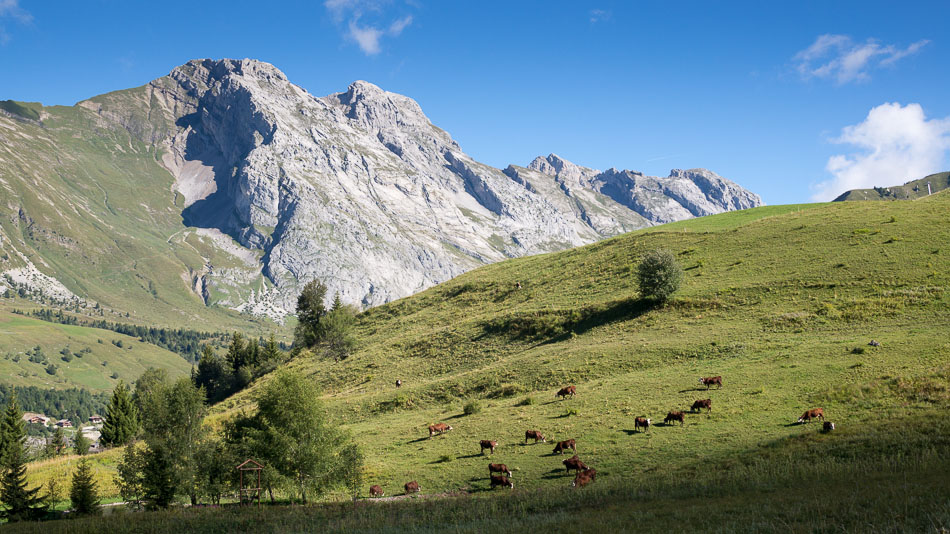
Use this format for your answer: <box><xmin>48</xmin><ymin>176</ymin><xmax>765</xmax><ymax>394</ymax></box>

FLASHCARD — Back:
<box><xmin>0</xmin><ymin>59</ymin><xmax>762</xmax><ymax>321</ymax></box>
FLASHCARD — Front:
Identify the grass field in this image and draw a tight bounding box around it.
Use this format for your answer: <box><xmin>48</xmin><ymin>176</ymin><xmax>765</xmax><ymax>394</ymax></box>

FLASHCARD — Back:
<box><xmin>19</xmin><ymin>192</ymin><xmax>950</xmax><ymax>531</ymax></box>
<box><xmin>0</xmin><ymin>304</ymin><xmax>191</xmax><ymax>391</ymax></box>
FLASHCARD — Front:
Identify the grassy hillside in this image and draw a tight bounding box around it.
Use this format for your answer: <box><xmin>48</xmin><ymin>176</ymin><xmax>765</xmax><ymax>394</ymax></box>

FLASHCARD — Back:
<box><xmin>0</xmin><ymin>99</ymin><xmax>279</xmax><ymax>335</ymax></box>
<box><xmin>202</xmin><ymin>191</ymin><xmax>950</xmax><ymax>498</ymax></box>
<box><xmin>19</xmin><ymin>192</ymin><xmax>950</xmax><ymax>531</ymax></box>
<box><xmin>834</xmin><ymin>171</ymin><xmax>950</xmax><ymax>201</ymax></box>
<box><xmin>0</xmin><ymin>303</ymin><xmax>191</xmax><ymax>392</ymax></box>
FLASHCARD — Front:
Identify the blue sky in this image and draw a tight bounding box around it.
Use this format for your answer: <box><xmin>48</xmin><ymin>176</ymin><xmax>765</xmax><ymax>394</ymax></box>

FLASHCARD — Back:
<box><xmin>1</xmin><ymin>1</ymin><xmax>948</xmax><ymax>204</ymax></box>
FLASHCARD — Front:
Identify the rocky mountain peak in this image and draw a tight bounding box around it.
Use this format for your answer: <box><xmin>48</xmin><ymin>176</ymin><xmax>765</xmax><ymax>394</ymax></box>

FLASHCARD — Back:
<box><xmin>333</xmin><ymin>79</ymin><xmax>430</xmax><ymax>132</ymax></box>
<box><xmin>528</xmin><ymin>154</ymin><xmax>598</xmax><ymax>185</ymax></box>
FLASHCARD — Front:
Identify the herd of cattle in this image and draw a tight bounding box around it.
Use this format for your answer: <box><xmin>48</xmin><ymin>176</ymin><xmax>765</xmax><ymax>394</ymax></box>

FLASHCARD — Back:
<box><xmin>367</xmin><ymin>375</ymin><xmax>832</xmax><ymax>497</ymax></box>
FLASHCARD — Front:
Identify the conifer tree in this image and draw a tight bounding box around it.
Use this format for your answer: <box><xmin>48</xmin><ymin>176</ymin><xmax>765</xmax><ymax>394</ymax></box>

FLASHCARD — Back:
<box><xmin>0</xmin><ymin>399</ymin><xmax>25</xmax><ymax>466</ymax></box>
<box><xmin>101</xmin><ymin>381</ymin><xmax>139</xmax><ymax>447</ymax></box>
<box><xmin>0</xmin><ymin>400</ymin><xmax>46</xmax><ymax>522</ymax></box>
<box><xmin>69</xmin><ymin>458</ymin><xmax>100</xmax><ymax>515</ymax></box>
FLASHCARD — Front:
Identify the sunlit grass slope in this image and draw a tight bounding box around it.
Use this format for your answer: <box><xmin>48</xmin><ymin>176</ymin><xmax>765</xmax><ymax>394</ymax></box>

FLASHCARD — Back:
<box><xmin>206</xmin><ymin>192</ymin><xmax>949</xmax><ymax>501</ymax></box>
<box><xmin>0</xmin><ymin>304</ymin><xmax>191</xmax><ymax>391</ymax></box>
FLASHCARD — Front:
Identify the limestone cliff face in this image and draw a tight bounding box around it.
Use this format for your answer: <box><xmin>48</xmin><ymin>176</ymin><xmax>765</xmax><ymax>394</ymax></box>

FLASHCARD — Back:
<box><xmin>2</xmin><ymin>59</ymin><xmax>763</xmax><ymax>320</ymax></box>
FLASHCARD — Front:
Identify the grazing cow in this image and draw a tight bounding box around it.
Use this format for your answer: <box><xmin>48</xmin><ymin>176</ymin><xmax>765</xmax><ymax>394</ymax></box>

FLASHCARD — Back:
<box><xmin>490</xmin><ymin>474</ymin><xmax>514</xmax><ymax>489</ymax></box>
<box><xmin>488</xmin><ymin>463</ymin><xmax>512</xmax><ymax>478</ymax></box>
<box><xmin>572</xmin><ymin>471</ymin><xmax>594</xmax><ymax>488</ymax></box>
<box><xmin>404</xmin><ymin>481</ymin><xmax>420</xmax><ymax>494</ymax></box>
<box><xmin>396</xmin><ymin>379</ymin><xmax>402</xmax><ymax>388</ymax></box>
<box><xmin>428</xmin><ymin>423</ymin><xmax>453</xmax><ymax>437</ymax></box>
<box><xmin>525</xmin><ymin>430</ymin><xmax>546</xmax><ymax>443</ymax></box>
<box><xmin>369</xmin><ymin>485</ymin><xmax>384</xmax><ymax>497</ymax></box>
<box><xmin>563</xmin><ymin>455</ymin><xmax>588</xmax><ymax>474</ymax></box>
<box><xmin>634</xmin><ymin>417</ymin><xmax>651</xmax><ymax>432</ymax></box>
<box><xmin>480</xmin><ymin>440</ymin><xmax>498</xmax><ymax>455</ymax></box>
<box><xmin>556</xmin><ymin>385</ymin><xmax>577</xmax><ymax>399</ymax></box>
<box><xmin>580</xmin><ymin>468</ymin><xmax>596</xmax><ymax>481</ymax></box>
<box><xmin>664</xmin><ymin>411</ymin><xmax>686</xmax><ymax>426</ymax></box>
<box><xmin>798</xmin><ymin>408</ymin><xmax>824</xmax><ymax>423</ymax></box>
<box><xmin>691</xmin><ymin>398</ymin><xmax>712</xmax><ymax>413</ymax></box>
<box><xmin>868</xmin><ymin>340</ymin><xmax>881</xmax><ymax>347</ymax></box>
<box><xmin>823</xmin><ymin>421</ymin><xmax>835</xmax><ymax>432</ymax></box>
<box><xmin>699</xmin><ymin>376</ymin><xmax>723</xmax><ymax>389</ymax></box>
<box><xmin>553</xmin><ymin>439</ymin><xmax>577</xmax><ymax>455</ymax></box>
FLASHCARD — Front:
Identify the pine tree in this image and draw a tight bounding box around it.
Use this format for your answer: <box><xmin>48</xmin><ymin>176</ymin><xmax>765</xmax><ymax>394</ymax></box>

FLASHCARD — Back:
<box><xmin>73</xmin><ymin>433</ymin><xmax>91</xmax><ymax>456</ymax></box>
<box><xmin>0</xmin><ymin>400</ymin><xmax>46</xmax><ymax>522</ymax></box>
<box><xmin>0</xmin><ymin>399</ymin><xmax>26</xmax><ymax>466</ymax></box>
<box><xmin>69</xmin><ymin>458</ymin><xmax>100</xmax><ymax>515</ymax></box>
<box><xmin>101</xmin><ymin>381</ymin><xmax>139</xmax><ymax>447</ymax></box>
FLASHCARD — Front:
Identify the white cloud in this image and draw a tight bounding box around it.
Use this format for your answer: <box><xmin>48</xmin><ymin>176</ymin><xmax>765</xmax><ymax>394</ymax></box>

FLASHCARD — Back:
<box><xmin>811</xmin><ymin>103</ymin><xmax>950</xmax><ymax>201</ymax></box>
<box><xmin>589</xmin><ymin>9</ymin><xmax>611</xmax><ymax>23</ymax></box>
<box><xmin>388</xmin><ymin>15</ymin><xmax>412</xmax><ymax>35</ymax></box>
<box><xmin>325</xmin><ymin>0</ymin><xmax>413</xmax><ymax>56</ymax></box>
<box><xmin>793</xmin><ymin>34</ymin><xmax>929</xmax><ymax>84</ymax></box>
<box><xmin>348</xmin><ymin>20</ymin><xmax>384</xmax><ymax>55</ymax></box>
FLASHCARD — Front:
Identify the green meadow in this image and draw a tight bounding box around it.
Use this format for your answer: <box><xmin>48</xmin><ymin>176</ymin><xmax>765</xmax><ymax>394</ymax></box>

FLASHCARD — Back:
<box><xmin>21</xmin><ymin>192</ymin><xmax>950</xmax><ymax>531</ymax></box>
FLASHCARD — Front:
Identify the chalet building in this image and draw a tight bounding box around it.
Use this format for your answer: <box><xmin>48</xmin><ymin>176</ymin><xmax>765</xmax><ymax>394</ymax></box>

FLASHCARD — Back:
<box><xmin>54</xmin><ymin>419</ymin><xmax>73</xmax><ymax>428</ymax></box>
<box><xmin>21</xmin><ymin>412</ymin><xmax>50</xmax><ymax>426</ymax></box>
<box><xmin>88</xmin><ymin>415</ymin><xmax>105</xmax><ymax>425</ymax></box>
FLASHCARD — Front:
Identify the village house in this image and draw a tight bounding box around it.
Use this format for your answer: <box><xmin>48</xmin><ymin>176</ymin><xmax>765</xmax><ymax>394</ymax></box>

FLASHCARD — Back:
<box><xmin>54</xmin><ymin>419</ymin><xmax>73</xmax><ymax>428</ymax></box>
<box><xmin>88</xmin><ymin>414</ymin><xmax>105</xmax><ymax>425</ymax></box>
<box><xmin>21</xmin><ymin>412</ymin><xmax>50</xmax><ymax>426</ymax></box>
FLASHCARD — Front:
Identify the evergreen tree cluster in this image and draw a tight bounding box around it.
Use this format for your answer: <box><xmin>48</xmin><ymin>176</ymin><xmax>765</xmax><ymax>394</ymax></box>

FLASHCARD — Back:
<box><xmin>100</xmin><ymin>382</ymin><xmax>139</xmax><ymax>447</ymax></box>
<box><xmin>0</xmin><ymin>399</ymin><xmax>47</xmax><ymax>522</ymax></box>
<box><xmin>193</xmin><ymin>334</ymin><xmax>286</xmax><ymax>404</ymax></box>
<box><xmin>293</xmin><ymin>281</ymin><xmax>358</xmax><ymax>361</ymax></box>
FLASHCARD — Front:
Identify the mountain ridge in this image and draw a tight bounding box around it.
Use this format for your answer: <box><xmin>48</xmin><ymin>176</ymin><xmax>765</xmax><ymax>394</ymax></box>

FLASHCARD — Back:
<box><xmin>0</xmin><ymin>58</ymin><xmax>762</xmax><ymax>322</ymax></box>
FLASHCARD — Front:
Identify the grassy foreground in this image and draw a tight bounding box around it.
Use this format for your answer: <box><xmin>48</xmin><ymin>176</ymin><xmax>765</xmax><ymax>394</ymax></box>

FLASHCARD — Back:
<box><xmin>8</xmin><ymin>413</ymin><xmax>950</xmax><ymax>533</ymax></box>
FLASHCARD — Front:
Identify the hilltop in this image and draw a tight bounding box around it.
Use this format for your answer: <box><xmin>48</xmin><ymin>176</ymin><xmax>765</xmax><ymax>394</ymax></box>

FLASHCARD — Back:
<box><xmin>834</xmin><ymin>171</ymin><xmax>950</xmax><ymax>201</ymax></box>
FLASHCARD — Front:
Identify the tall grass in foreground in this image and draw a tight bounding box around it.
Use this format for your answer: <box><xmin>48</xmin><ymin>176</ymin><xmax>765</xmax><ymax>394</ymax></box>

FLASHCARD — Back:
<box><xmin>7</xmin><ymin>423</ymin><xmax>949</xmax><ymax>534</ymax></box>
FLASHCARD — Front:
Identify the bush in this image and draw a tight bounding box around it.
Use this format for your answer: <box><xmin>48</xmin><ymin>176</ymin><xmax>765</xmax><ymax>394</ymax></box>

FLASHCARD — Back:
<box><xmin>636</xmin><ymin>249</ymin><xmax>683</xmax><ymax>303</ymax></box>
<box><xmin>463</xmin><ymin>400</ymin><xmax>482</xmax><ymax>415</ymax></box>
<box><xmin>516</xmin><ymin>397</ymin><xmax>536</xmax><ymax>407</ymax></box>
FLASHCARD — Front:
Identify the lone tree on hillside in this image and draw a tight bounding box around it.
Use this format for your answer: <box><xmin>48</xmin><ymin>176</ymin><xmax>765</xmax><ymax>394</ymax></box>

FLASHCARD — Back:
<box><xmin>69</xmin><ymin>458</ymin><xmax>100</xmax><ymax>515</ymax></box>
<box><xmin>101</xmin><ymin>381</ymin><xmax>139</xmax><ymax>447</ymax></box>
<box><xmin>636</xmin><ymin>249</ymin><xmax>683</xmax><ymax>303</ymax></box>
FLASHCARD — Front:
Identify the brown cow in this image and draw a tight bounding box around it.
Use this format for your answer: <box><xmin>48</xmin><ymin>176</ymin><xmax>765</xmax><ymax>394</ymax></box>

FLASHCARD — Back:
<box><xmin>691</xmin><ymin>398</ymin><xmax>712</xmax><ymax>413</ymax></box>
<box><xmin>664</xmin><ymin>411</ymin><xmax>686</xmax><ymax>426</ymax></box>
<box><xmin>404</xmin><ymin>481</ymin><xmax>420</xmax><ymax>494</ymax></box>
<box><xmin>369</xmin><ymin>485</ymin><xmax>384</xmax><ymax>497</ymax></box>
<box><xmin>428</xmin><ymin>423</ymin><xmax>453</xmax><ymax>437</ymax></box>
<box><xmin>563</xmin><ymin>455</ymin><xmax>588</xmax><ymax>474</ymax></box>
<box><xmin>634</xmin><ymin>417</ymin><xmax>651</xmax><ymax>432</ymax></box>
<box><xmin>480</xmin><ymin>440</ymin><xmax>498</xmax><ymax>455</ymax></box>
<box><xmin>556</xmin><ymin>385</ymin><xmax>577</xmax><ymax>399</ymax></box>
<box><xmin>525</xmin><ymin>430</ymin><xmax>546</xmax><ymax>443</ymax></box>
<box><xmin>580</xmin><ymin>468</ymin><xmax>596</xmax><ymax>481</ymax></box>
<box><xmin>798</xmin><ymin>408</ymin><xmax>824</xmax><ymax>423</ymax></box>
<box><xmin>699</xmin><ymin>376</ymin><xmax>723</xmax><ymax>389</ymax></box>
<box><xmin>490</xmin><ymin>474</ymin><xmax>514</xmax><ymax>489</ymax></box>
<box><xmin>553</xmin><ymin>439</ymin><xmax>577</xmax><ymax>455</ymax></box>
<box><xmin>488</xmin><ymin>463</ymin><xmax>512</xmax><ymax>478</ymax></box>
<box><xmin>572</xmin><ymin>471</ymin><xmax>594</xmax><ymax>488</ymax></box>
